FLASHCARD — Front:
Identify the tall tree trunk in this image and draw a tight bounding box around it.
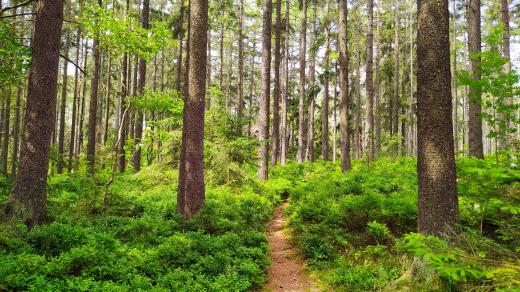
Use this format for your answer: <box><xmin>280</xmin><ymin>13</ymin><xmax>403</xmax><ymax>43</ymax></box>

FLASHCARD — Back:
<box><xmin>281</xmin><ymin>0</ymin><xmax>290</xmax><ymax>165</ymax></box>
<box><xmin>451</xmin><ymin>0</ymin><xmax>458</xmax><ymax>154</ymax></box>
<box><xmin>322</xmin><ymin>24</ymin><xmax>331</xmax><ymax>161</ymax></box>
<box><xmin>5</xmin><ymin>0</ymin><xmax>64</xmax><ymax>226</ymax></box>
<box><xmin>271</xmin><ymin>0</ymin><xmax>281</xmax><ymax>165</ymax></box>
<box><xmin>354</xmin><ymin>52</ymin><xmax>361</xmax><ymax>160</ymax></box>
<box><xmin>374</xmin><ymin>1</ymin><xmax>382</xmax><ymax>156</ymax></box>
<box><xmin>219</xmin><ymin>20</ymin><xmax>224</xmax><ymax>90</ymax></box>
<box><xmin>69</xmin><ymin>28</ymin><xmax>81</xmax><ymax>172</ymax></box>
<box><xmin>501</xmin><ymin>0</ymin><xmax>510</xmax><ymax>74</ymax></box>
<box><xmin>467</xmin><ymin>0</ymin><xmax>483</xmax><ymax>158</ymax></box>
<box><xmin>417</xmin><ymin>0</ymin><xmax>459</xmax><ymax>235</ymax></box>
<box><xmin>2</xmin><ymin>89</ymin><xmax>11</xmax><ymax>175</ymax></box>
<box><xmin>339</xmin><ymin>0</ymin><xmax>351</xmax><ymax>172</ymax></box>
<box><xmin>306</xmin><ymin>0</ymin><xmax>317</xmax><ymax>162</ymax></box>
<box><xmin>297</xmin><ymin>0</ymin><xmax>307</xmax><ymax>163</ymax></box>
<box><xmin>206</xmin><ymin>30</ymin><xmax>212</xmax><ymax>109</ymax></box>
<box><xmin>366</xmin><ymin>0</ymin><xmax>374</xmax><ymax>162</ymax></box>
<box><xmin>333</xmin><ymin>63</ymin><xmax>338</xmax><ymax>162</ymax></box>
<box><xmin>103</xmin><ymin>58</ymin><xmax>112</xmax><ymax>145</ymax></box>
<box><xmin>11</xmin><ymin>85</ymin><xmax>22</xmax><ymax>178</ymax></box>
<box><xmin>257</xmin><ymin>0</ymin><xmax>272</xmax><ymax>180</ymax></box>
<box><xmin>118</xmin><ymin>55</ymin><xmax>128</xmax><ymax>172</ymax></box>
<box><xmin>57</xmin><ymin>31</ymin><xmax>70</xmax><ymax>174</ymax></box>
<box><xmin>177</xmin><ymin>0</ymin><xmax>207</xmax><ymax>218</ymax></box>
<box><xmin>392</xmin><ymin>3</ymin><xmax>399</xmax><ymax>143</ymax></box>
<box><xmin>132</xmin><ymin>0</ymin><xmax>149</xmax><ymax>172</ymax></box>
<box><xmin>78</xmin><ymin>40</ymin><xmax>88</xmax><ymax>156</ymax></box>
<box><xmin>87</xmin><ymin>0</ymin><xmax>103</xmax><ymax>175</ymax></box>
<box><xmin>247</xmin><ymin>42</ymin><xmax>256</xmax><ymax>138</ymax></box>
<box><xmin>237</xmin><ymin>0</ymin><xmax>244</xmax><ymax>129</ymax></box>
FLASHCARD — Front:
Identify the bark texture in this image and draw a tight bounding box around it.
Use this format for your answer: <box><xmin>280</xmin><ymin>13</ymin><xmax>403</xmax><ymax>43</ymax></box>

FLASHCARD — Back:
<box><xmin>339</xmin><ymin>0</ymin><xmax>351</xmax><ymax>172</ymax></box>
<box><xmin>177</xmin><ymin>0</ymin><xmax>208</xmax><ymax>218</ymax></box>
<box><xmin>5</xmin><ymin>0</ymin><xmax>64</xmax><ymax>226</ymax></box>
<box><xmin>417</xmin><ymin>0</ymin><xmax>459</xmax><ymax>234</ymax></box>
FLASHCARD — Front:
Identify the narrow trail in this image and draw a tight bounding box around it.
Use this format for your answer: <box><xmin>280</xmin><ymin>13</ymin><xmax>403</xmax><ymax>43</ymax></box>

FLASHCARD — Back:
<box><xmin>263</xmin><ymin>202</ymin><xmax>320</xmax><ymax>292</ymax></box>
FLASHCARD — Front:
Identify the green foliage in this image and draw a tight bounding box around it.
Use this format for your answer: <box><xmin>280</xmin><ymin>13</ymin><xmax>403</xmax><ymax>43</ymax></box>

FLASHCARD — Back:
<box><xmin>0</xmin><ymin>164</ymin><xmax>275</xmax><ymax>291</ymax></box>
<box><xmin>276</xmin><ymin>157</ymin><xmax>520</xmax><ymax>290</ymax></box>
<box><xmin>79</xmin><ymin>1</ymin><xmax>174</xmax><ymax>60</ymax></box>
<box><xmin>0</xmin><ymin>20</ymin><xmax>30</xmax><ymax>86</ymax></box>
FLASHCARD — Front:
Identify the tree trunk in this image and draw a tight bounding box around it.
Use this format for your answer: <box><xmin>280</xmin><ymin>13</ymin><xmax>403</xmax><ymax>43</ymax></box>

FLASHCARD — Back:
<box><xmin>237</xmin><ymin>0</ymin><xmax>244</xmax><ymax>130</ymax></box>
<box><xmin>297</xmin><ymin>0</ymin><xmax>307</xmax><ymax>163</ymax></box>
<box><xmin>11</xmin><ymin>85</ymin><xmax>22</xmax><ymax>178</ymax></box>
<box><xmin>257</xmin><ymin>0</ymin><xmax>272</xmax><ymax>180</ymax></box>
<box><xmin>57</xmin><ymin>31</ymin><xmax>70</xmax><ymax>174</ymax></box>
<box><xmin>393</xmin><ymin>3</ymin><xmax>399</xmax><ymax>143</ymax></box>
<box><xmin>365</xmin><ymin>0</ymin><xmax>374</xmax><ymax>162</ymax></box>
<box><xmin>271</xmin><ymin>0</ymin><xmax>281</xmax><ymax>165</ymax></box>
<box><xmin>451</xmin><ymin>0</ymin><xmax>458</xmax><ymax>154</ymax></box>
<box><xmin>2</xmin><ymin>89</ymin><xmax>11</xmax><ymax>175</ymax></box>
<box><xmin>177</xmin><ymin>0</ymin><xmax>207</xmax><ymax>218</ymax></box>
<box><xmin>354</xmin><ymin>51</ymin><xmax>361</xmax><ymax>160</ymax></box>
<box><xmin>467</xmin><ymin>0</ymin><xmax>483</xmax><ymax>158</ymax></box>
<box><xmin>5</xmin><ymin>0</ymin><xmax>63</xmax><ymax>226</ymax></box>
<box><xmin>281</xmin><ymin>0</ymin><xmax>290</xmax><ymax>165</ymax></box>
<box><xmin>339</xmin><ymin>0</ymin><xmax>351</xmax><ymax>172</ymax></box>
<box><xmin>103</xmin><ymin>58</ymin><xmax>112</xmax><ymax>145</ymax></box>
<box><xmin>374</xmin><ymin>2</ymin><xmax>382</xmax><ymax>156</ymax></box>
<box><xmin>132</xmin><ymin>0</ymin><xmax>149</xmax><ymax>172</ymax></box>
<box><xmin>306</xmin><ymin>0</ymin><xmax>317</xmax><ymax>162</ymax></box>
<box><xmin>68</xmin><ymin>28</ymin><xmax>81</xmax><ymax>172</ymax></box>
<box><xmin>87</xmin><ymin>0</ymin><xmax>103</xmax><ymax>175</ymax></box>
<box><xmin>322</xmin><ymin>24</ymin><xmax>331</xmax><ymax>161</ymax></box>
<box><xmin>417</xmin><ymin>0</ymin><xmax>459</xmax><ymax>235</ymax></box>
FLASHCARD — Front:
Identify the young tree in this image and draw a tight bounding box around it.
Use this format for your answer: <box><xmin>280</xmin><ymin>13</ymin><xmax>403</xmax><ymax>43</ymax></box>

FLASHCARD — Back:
<box><xmin>416</xmin><ymin>0</ymin><xmax>459</xmax><ymax>234</ymax></box>
<box><xmin>177</xmin><ymin>0</ymin><xmax>208</xmax><ymax>218</ymax></box>
<box><xmin>257</xmin><ymin>0</ymin><xmax>272</xmax><ymax>180</ymax></box>
<box><xmin>339</xmin><ymin>0</ymin><xmax>351</xmax><ymax>172</ymax></box>
<box><xmin>57</xmin><ymin>31</ymin><xmax>70</xmax><ymax>174</ymax></box>
<box><xmin>4</xmin><ymin>0</ymin><xmax>64</xmax><ymax>226</ymax></box>
<box><xmin>467</xmin><ymin>0</ymin><xmax>484</xmax><ymax>158</ymax></box>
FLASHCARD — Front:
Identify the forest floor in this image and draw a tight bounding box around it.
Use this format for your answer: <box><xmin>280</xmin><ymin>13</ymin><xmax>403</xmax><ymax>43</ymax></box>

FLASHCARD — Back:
<box><xmin>263</xmin><ymin>202</ymin><xmax>320</xmax><ymax>292</ymax></box>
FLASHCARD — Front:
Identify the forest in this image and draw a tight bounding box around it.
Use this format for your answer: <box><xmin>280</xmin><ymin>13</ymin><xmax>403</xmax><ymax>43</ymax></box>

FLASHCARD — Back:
<box><xmin>0</xmin><ymin>0</ymin><xmax>519</xmax><ymax>290</ymax></box>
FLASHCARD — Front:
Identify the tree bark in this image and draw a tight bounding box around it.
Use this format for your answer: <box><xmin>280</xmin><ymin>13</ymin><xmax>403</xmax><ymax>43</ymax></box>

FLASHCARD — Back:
<box><xmin>177</xmin><ymin>0</ymin><xmax>207</xmax><ymax>218</ymax></box>
<box><xmin>5</xmin><ymin>0</ymin><xmax>64</xmax><ymax>226</ymax></box>
<box><xmin>354</xmin><ymin>51</ymin><xmax>361</xmax><ymax>160</ymax></box>
<box><xmin>257</xmin><ymin>0</ymin><xmax>272</xmax><ymax>180</ymax></box>
<box><xmin>57</xmin><ymin>31</ymin><xmax>70</xmax><ymax>174</ymax></box>
<box><xmin>281</xmin><ymin>0</ymin><xmax>290</xmax><ymax>165</ymax></box>
<box><xmin>297</xmin><ymin>0</ymin><xmax>307</xmax><ymax>163</ymax></box>
<box><xmin>417</xmin><ymin>0</ymin><xmax>459</xmax><ymax>235</ymax></box>
<box><xmin>175</xmin><ymin>2</ymin><xmax>184</xmax><ymax>92</ymax></box>
<box><xmin>237</xmin><ymin>0</ymin><xmax>244</xmax><ymax>131</ymax></box>
<box><xmin>87</xmin><ymin>0</ymin><xmax>103</xmax><ymax>175</ymax></box>
<box><xmin>2</xmin><ymin>88</ymin><xmax>11</xmax><ymax>175</ymax></box>
<box><xmin>132</xmin><ymin>0</ymin><xmax>149</xmax><ymax>172</ymax></box>
<box><xmin>322</xmin><ymin>24</ymin><xmax>331</xmax><ymax>161</ymax></box>
<box><xmin>467</xmin><ymin>0</ymin><xmax>483</xmax><ymax>158</ymax></box>
<box><xmin>339</xmin><ymin>0</ymin><xmax>351</xmax><ymax>172</ymax></box>
<box><xmin>306</xmin><ymin>0</ymin><xmax>317</xmax><ymax>162</ymax></box>
<box><xmin>392</xmin><ymin>3</ymin><xmax>399</xmax><ymax>142</ymax></box>
<box><xmin>366</xmin><ymin>0</ymin><xmax>374</xmax><ymax>162</ymax></box>
<box><xmin>271</xmin><ymin>0</ymin><xmax>281</xmax><ymax>165</ymax></box>
<box><xmin>374</xmin><ymin>1</ymin><xmax>382</xmax><ymax>156</ymax></box>
<box><xmin>68</xmin><ymin>28</ymin><xmax>81</xmax><ymax>172</ymax></box>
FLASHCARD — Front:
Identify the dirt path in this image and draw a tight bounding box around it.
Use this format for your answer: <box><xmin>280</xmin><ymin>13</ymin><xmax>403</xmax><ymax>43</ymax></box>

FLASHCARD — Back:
<box><xmin>263</xmin><ymin>202</ymin><xmax>319</xmax><ymax>292</ymax></box>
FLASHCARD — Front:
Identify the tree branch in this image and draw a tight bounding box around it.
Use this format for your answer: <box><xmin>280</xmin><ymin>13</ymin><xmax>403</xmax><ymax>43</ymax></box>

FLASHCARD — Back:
<box><xmin>61</xmin><ymin>53</ymin><xmax>89</xmax><ymax>77</ymax></box>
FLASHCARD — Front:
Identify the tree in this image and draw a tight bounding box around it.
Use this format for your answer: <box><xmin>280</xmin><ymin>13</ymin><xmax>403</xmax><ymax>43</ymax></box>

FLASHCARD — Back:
<box><xmin>257</xmin><ymin>0</ymin><xmax>272</xmax><ymax>180</ymax></box>
<box><xmin>271</xmin><ymin>0</ymin><xmax>281</xmax><ymax>165</ymax></box>
<box><xmin>57</xmin><ymin>31</ymin><xmax>70</xmax><ymax>174</ymax></box>
<box><xmin>4</xmin><ymin>0</ymin><xmax>64</xmax><ymax>226</ymax></box>
<box><xmin>297</xmin><ymin>0</ymin><xmax>307</xmax><ymax>163</ymax></box>
<box><xmin>69</xmin><ymin>28</ymin><xmax>82</xmax><ymax>172</ymax></box>
<box><xmin>339</xmin><ymin>0</ymin><xmax>351</xmax><ymax>172</ymax></box>
<box><xmin>177</xmin><ymin>0</ymin><xmax>208</xmax><ymax>218</ymax></box>
<box><xmin>132</xmin><ymin>0</ymin><xmax>150</xmax><ymax>172</ymax></box>
<box><xmin>467</xmin><ymin>0</ymin><xmax>484</xmax><ymax>158</ymax></box>
<box><xmin>416</xmin><ymin>0</ymin><xmax>459</xmax><ymax>234</ymax></box>
<box><xmin>281</xmin><ymin>0</ymin><xmax>290</xmax><ymax>165</ymax></box>
<box><xmin>87</xmin><ymin>0</ymin><xmax>103</xmax><ymax>175</ymax></box>
<box><xmin>322</xmin><ymin>20</ymin><xmax>331</xmax><ymax>161</ymax></box>
<box><xmin>237</xmin><ymin>0</ymin><xmax>244</xmax><ymax>133</ymax></box>
<box><xmin>365</xmin><ymin>0</ymin><xmax>374</xmax><ymax>162</ymax></box>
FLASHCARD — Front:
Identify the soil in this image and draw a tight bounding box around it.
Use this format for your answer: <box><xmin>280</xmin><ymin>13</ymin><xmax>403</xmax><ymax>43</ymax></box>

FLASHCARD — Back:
<box><xmin>263</xmin><ymin>202</ymin><xmax>320</xmax><ymax>292</ymax></box>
